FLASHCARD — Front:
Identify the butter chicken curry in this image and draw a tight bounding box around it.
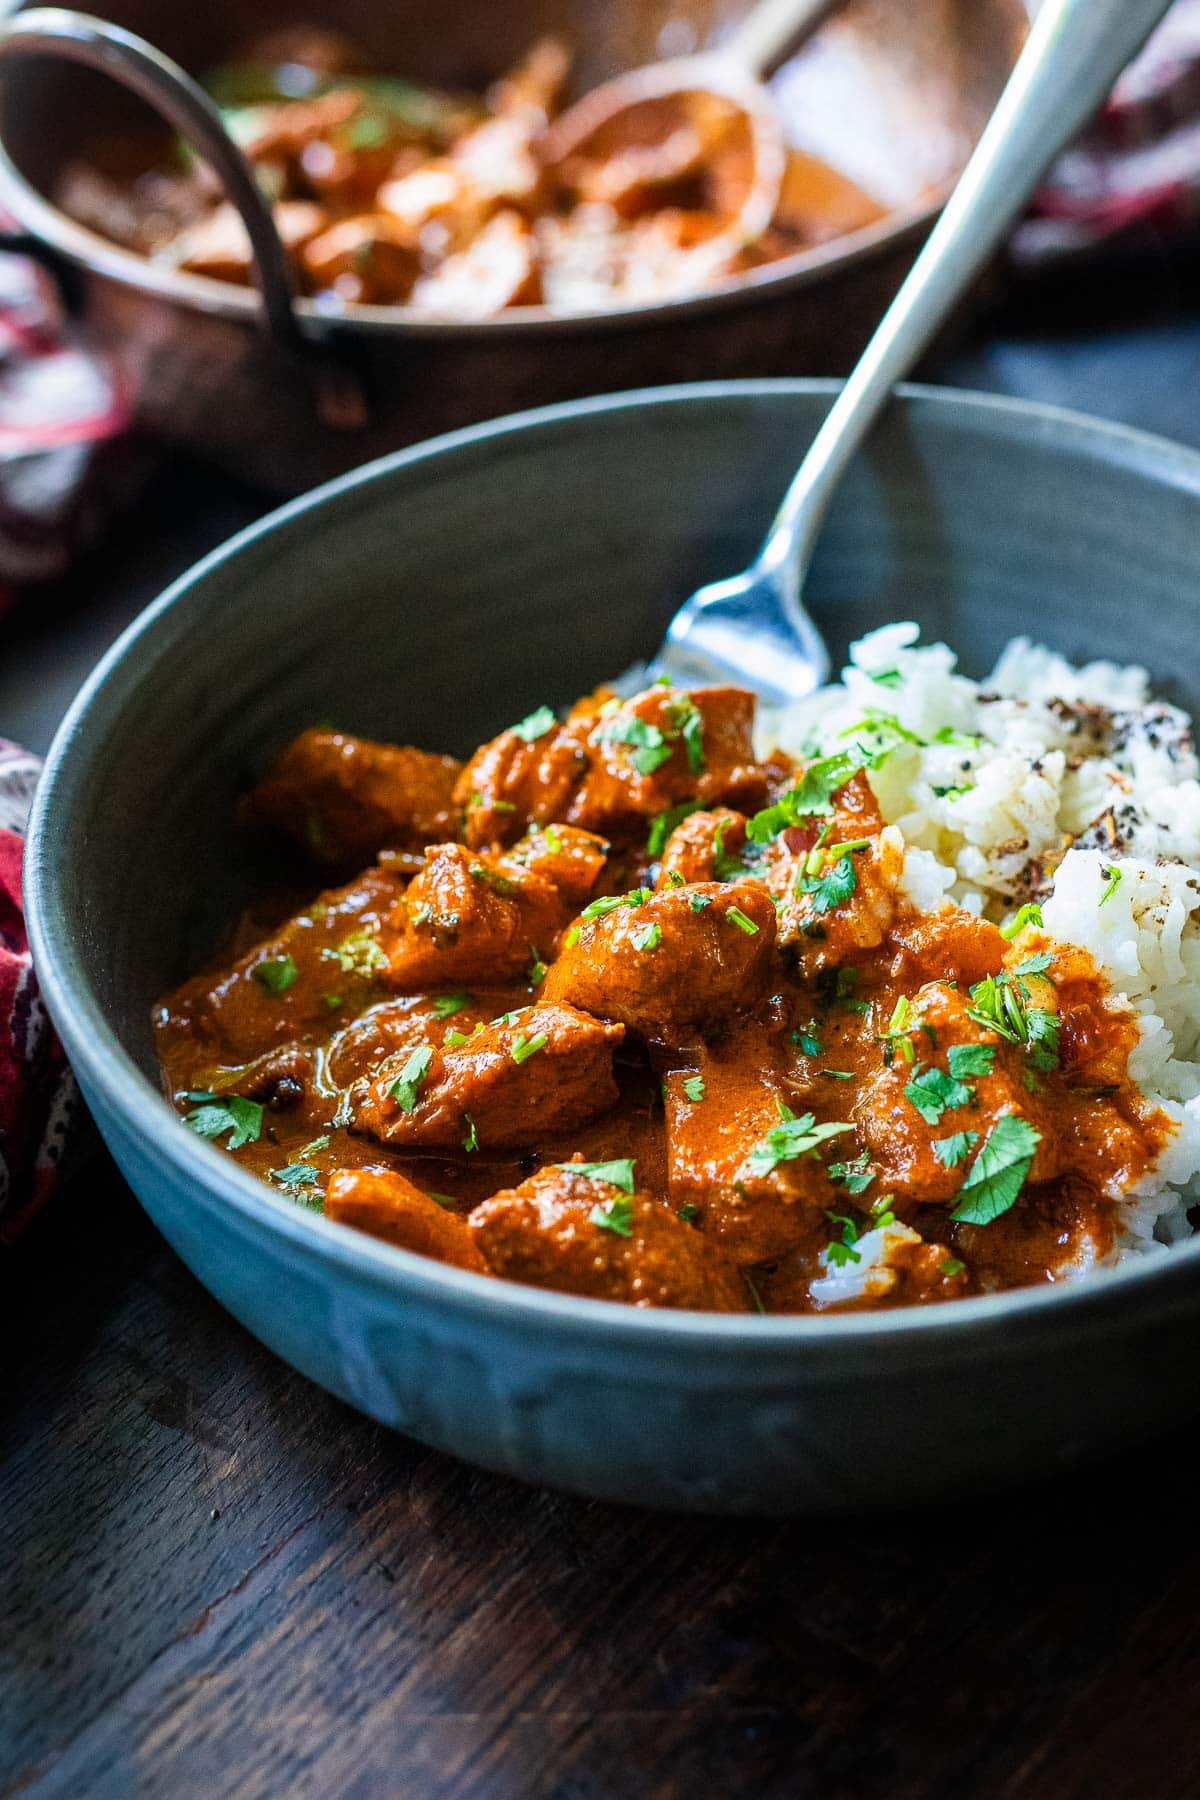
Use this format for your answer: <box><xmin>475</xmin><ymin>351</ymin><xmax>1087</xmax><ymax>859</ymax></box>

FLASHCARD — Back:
<box><xmin>155</xmin><ymin>678</ymin><xmax>1172</xmax><ymax>1314</ymax></box>
<box><xmin>63</xmin><ymin>29</ymin><xmax>886</xmax><ymax>315</ymax></box>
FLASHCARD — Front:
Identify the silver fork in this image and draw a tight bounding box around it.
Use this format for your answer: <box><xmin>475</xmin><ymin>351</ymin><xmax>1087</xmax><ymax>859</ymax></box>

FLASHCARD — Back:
<box><xmin>653</xmin><ymin>0</ymin><xmax>1175</xmax><ymax>706</ymax></box>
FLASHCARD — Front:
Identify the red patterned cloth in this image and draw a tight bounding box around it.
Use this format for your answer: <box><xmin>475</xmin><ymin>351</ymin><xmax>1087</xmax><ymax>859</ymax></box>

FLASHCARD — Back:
<box><xmin>1014</xmin><ymin>0</ymin><xmax>1200</xmax><ymax>265</ymax></box>
<box><xmin>0</xmin><ymin>217</ymin><xmax>133</xmax><ymax>610</ymax></box>
<box><xmin>0</xmin><ymin>740</ymin><xmax>79</xmax><ymax>1244</ymax></box>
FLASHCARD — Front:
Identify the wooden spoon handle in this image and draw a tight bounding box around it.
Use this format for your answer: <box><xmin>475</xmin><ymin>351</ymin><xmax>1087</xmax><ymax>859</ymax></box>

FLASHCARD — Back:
<box><xmin>720</xmin><ymin>0</ymin><xmax>841</xmax><ymax>78</ymax></box>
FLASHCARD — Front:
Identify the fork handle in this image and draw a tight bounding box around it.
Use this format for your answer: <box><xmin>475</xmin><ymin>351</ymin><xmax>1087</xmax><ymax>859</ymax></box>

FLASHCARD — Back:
<box><xmin>761</xmin><ymin>0</ymin><xmax>1176</xmax><ymax>594</ymax></box>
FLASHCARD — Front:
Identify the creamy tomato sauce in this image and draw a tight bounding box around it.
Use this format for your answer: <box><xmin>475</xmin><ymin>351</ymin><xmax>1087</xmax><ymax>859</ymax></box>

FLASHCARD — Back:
<box><xmin>155</xmin><ymin>681</ymin><xmax>1172</xmax><ymax>1314</ymax></box>
<box><xmin>62</xmin><ymin>30</ymin><xmax>887</xmax><ymax>316</ymax></box>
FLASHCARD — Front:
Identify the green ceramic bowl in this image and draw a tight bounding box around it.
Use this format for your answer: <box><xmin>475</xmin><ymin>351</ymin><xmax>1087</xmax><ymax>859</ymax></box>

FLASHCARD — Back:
<box><xmin>26</xmin><ymin>381</ymin><xmax>1200</xmax><ymax>1513</ymax></box>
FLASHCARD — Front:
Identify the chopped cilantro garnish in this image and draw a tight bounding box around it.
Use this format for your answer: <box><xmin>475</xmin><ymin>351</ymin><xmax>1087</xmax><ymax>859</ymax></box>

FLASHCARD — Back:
<box><xmin>527</xmin><ymin>954</ymin><xmax>547</xmax><ymax>985</ymax></box>
<box><xmin>389</xmin><ymin>1045</ymin><xmax>433</xmax><ymax>1113</ymax></box>
<box><xmin>820</xmin><ymin>1069</ymin><xmax>855</xmax><ymax>1080</ymax></box>
<box><xmin>1025</xmin><ymin>1008</ymin><xmax>1061</xmax><ymax>1071</ymax></box>
<box><xmin>947</xmin><ymin>1043</ymin><xmax>994</xmax><ymax>1080</ymax></box>
<box><xmin>327</xmin><ymin>928</ymin><xmax>386</xmax><ymax>977</ymax></box>
<box><xmin>185</xmin><ymin>1094</ymin><xmax>263</xmax><ymax>1150</ymax></box>
<box><xmin>824</xmin><ymin>1211</ymin><xmax>862</xmax><ymax>1267</ymax></box>
<box><xmin>565</xmin><ymin>924</ymin><xmax>581</xmax><ymax>947</ymax></box>
<box><xmin>511</xmin><ymin>1031</ymin><xmax>548</xmax><ymax>1064</ymax></box>
<box><xmin>271</xmin><ymin>1162</ymin><xmax>320</xmax><ymax>1190</ymax></box>
<box><xmin>940</xmin><ymin>1257</ymin><xmax>966</xmax><ymax>1277</ymax></box>
<box><xmin>677</xmin><ymin>1202</ymin><xmax>700</xmax><ymax>1224</ymax></box>
<box><xmin>445</xmin><ymin>1023</ymin><xmax>484</xmax><ymax>1050</ymax></box>
<box><xmin>431</xmin><ymin>990</ymin><xmax>473</xmax><ymax>1017</ymax></box>
<box><xmin>839</xmin><ymin>708</ymin><xmax>925</xmax><ymax>750</ymax></box>
<box><xmin>252</xmin><ymin>953</ymin><xmax>297</xmax><ymax>995</ymax></box>
<box><xmin>558</xmin><ymin>1158</ymin><xmax>636</xmax><ymax>1192</ymax></box>
<box><xmin>904</xmin><ymin>1063</ymin><xmax>973</xmax><ymax>1125</ymax></box>
<box><xmin>462</xmin><ymin>1112</ymin><xmax>478</xmax><ymax>1152</ymax></box>
<box><xmin>688</xmin><ymin>894</ymin><xmax>712</xmax><ymax>913</ymax></box>
<box><xmin>299</xmin><ymin>1134</ymin><xmax>330</xmax><ymax>1158</ymax></box>
<box><xmin>581</xmin><ymin>886</ymin><xmax>651</xmax><ymax>920</ymax></box>
<box><xmin>828</xmin><ymin>1151</ymin><xmax>875</xmax><ymax>1194</ymax></box>
<box><xmin>880</xmin><ymin>994</ymin><xmax>918</xmax><ymax>1065</ymax></box>
<box><xmin>666</xmin><ymin>869</ymin><xmax>686</xmax><ymax>887</ymax></box>
<box><xmin>322</xmin><ymin>992</ymin><xmax>342</xmax><ymax>1010</ymax></box>
<box><xmin>589</xmin><ymin>1195</ymin><xmax>635</xmax><ymax>1237</ymax></box>
<box><xmin>1011</xmin><ymin>951</ymin><xmax>1054</xmax><ymax>978</ymax></box>
<box><xmin>968</xmin><ymin>965</ymin><xmax>1051</xmax><ymax>1046</ymax></box>
<box><xmin>469</xmin><ymin>861</ymin><xmax>520</xmax><ymax>897</ymax></box>
<box><xmin>592</xmin><ymin>713</ymin><xmax>673</xmax><ymax>775</ymax></box>
<box><xmin>682</xmin><ymin>1075</ymin><xmax>706</xmax><ymax>1103</ymax></box>
<box><xmin>1001</xmin><ymin>903</ymin><xmax>1044</xmax><ymax>940</ymax></box>
<box><xmin>794</xmin><ymin>1024</ymin><xmax>822</xmax><ymax>1055</ymax></box>
<box><xmin>798</xmin><ymin>848</ymin><xmax>857</xmax><ymax>915</ymax></box>
<box><xmin>950</xmin><ymin>1113</ymin><xmax>1041</xmax><ymax>1225</ymax></box>
<box><xmin>931</xmin><ymin>783</ymin><xmax>973</xmax><ymax>799</ymax></box>
<box><xmin>647</xmin><ymin>799</ymin><xmax>702</xmax><ymax>857</ymax></box>
<box><xmin>428</xmin><ymin>1193</ymin><xmax>457</xmax><ymax>1209</ymax></box>
<box><xmin>663</xmin><ymin>695</ymin><xmax>707</xmax><ymax>775</ymax></box>
<box><xmin>543</xmin><ymin>825</ymin><xmax>563</xmax><ymax>853</ymax></box>
<box><xmin>510</xmin><ymin>705</ymin><xmax>555</xmax><ymax>742</ymax></box>
<box><xmin>870</xmin><ymin>668</ymin><xmax>904</xmax><ymax>689</ymax></box>
<box><xmin>1099</xmin><ymin>865</ymin><xmax>1121</xmax><ymax>905</ymax></box>
<box><xmin>744</xmin><ymin>1273</ymin><xmax>767</xmax><ymax>1314</ymax></box>
<box><xmin>933</xmin><ymin>1129</ymin><xmax>979</xmax><ymax>1168</ymax></box>
<box><xmin>743</xmin><ymin>1104</ymin><xmax>852</xmax><ymax>1178</ymax></box>
<box><xmin>746</xmin><ymin>750</ymin><xmax>868</xmax><ymax>841</ymax></box>
<box><xmin>725</xmin><ymin>904</ymin><xmax>759</xmax><ymax>935</ymax></box>
<box><xmin>633</xmin><ymin>922</ymin><xmax>662</xmax><ymax>951</ymax></box>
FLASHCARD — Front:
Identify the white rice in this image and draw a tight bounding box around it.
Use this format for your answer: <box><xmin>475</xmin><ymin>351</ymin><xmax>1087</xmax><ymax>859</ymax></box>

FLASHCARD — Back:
<box><xmin>763</xmin><ymin>623</ymin><xmax>1200</xmax><ymax>1280</ymax></box>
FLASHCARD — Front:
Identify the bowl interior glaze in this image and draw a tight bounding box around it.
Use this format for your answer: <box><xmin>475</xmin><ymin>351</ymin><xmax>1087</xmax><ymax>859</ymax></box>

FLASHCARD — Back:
<box><xmin>27</xmin><ymin>382</ymin><xmax>1200</xmax><ymax>1513</ymax></box>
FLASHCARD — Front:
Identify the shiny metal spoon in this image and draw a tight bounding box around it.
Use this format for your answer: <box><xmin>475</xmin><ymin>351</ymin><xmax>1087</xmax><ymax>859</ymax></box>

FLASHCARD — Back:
<box><xmin>541</xmin><ymin>0</ymin><xmax>840</xmax><ymax>260</ymax></box>
<box><xmin>654</xmin><ymin>0</ymin><xmax>1175</xmax><ymax>705</ymax></box>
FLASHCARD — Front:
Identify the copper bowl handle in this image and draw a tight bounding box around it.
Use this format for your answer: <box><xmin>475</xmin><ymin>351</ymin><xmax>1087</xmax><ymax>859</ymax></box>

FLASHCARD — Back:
<box><xmin>0</xmin><ymin>7</ymin><xmax>302</xmax><ymax>353</ymax></box>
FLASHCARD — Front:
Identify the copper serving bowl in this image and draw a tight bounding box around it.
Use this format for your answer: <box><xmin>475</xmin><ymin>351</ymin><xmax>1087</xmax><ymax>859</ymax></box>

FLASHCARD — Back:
<box><xmin>0</xmin><ymin>0</ymin><xmax>1026</xmax><ymax>490</ymax></box>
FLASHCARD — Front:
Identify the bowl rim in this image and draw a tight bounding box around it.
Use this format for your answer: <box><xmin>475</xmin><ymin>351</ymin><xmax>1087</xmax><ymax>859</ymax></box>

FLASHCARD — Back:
<box><xmin>26</xmin><ymin>375</ymin><xmax>1200</xmax><ymax>1356</ymax></box>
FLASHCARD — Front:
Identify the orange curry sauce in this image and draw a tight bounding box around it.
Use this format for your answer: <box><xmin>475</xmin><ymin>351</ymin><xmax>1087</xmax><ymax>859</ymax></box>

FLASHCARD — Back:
<box><xmin>154</xmin><ymin>681</ymin><xmax>1172</xmax><ymax>1313</ymax></box>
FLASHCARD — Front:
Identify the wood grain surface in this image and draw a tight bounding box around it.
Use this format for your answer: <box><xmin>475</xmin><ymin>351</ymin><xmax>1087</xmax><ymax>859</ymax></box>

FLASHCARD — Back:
<box><xmin>6</xmin><ymin>1148</ymin><xmax>1200</xmax><ymax>1799</ymax></box>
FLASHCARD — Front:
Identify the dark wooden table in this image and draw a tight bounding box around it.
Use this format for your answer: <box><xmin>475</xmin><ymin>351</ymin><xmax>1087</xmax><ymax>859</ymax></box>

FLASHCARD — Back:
<box><xmin>7</xmin><ymin>268</ymin><xmax>1200</xmax><ymax>1797</ymax></box>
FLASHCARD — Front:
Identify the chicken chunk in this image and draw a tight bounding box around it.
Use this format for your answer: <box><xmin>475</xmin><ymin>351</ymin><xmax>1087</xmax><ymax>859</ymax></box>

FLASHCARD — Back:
<box><xmin>325</xmin><ymin>1168</ymin><xmax>490</xmax><ymax>1272</ymax></box>
<box><xmin>155</xmin><ymin>866</ymin><xmax>404</xmax><ymax>1076</ymax></box>
<box><xmin>243</xmin><ymin>728</ymin><xmax>461</xmax><ymax>866</ymax></box>
<box><xmin>541</xmin><ymin>880</ymin><xmax>776</xmax><ymax>1043</ymax></box>
<box><xmin>491</xmin><ymin>822</ymin><xmax>611</xmax><ymax>905</ymax></box>
<box><xmin>321</xmin><ymin>988</ymin><xmax>523</xmax><ymax>1088</ymax></box>
<box><xmin>411</xmin><ymin>208</ymin><xmax>543</xmax><ymax>316</ymax></box>
<box><xmin>654</xmin><ymin>807</ymin><xmax>747</xmax><ymax>888</ymax></box>
<box><xmin>469</xmin><ymin>1164</ymin><xmax>748</xmax><ymax>1310</ymax></box>
<box><xmin>380</xmin><ymin>842</ymin><xmax>573</xmax><ymax>989</ymax></box>
<box><xmin>456</xmin><ymin>683</ymin><xmax>779</xmax><ymax>850</ymax></box>
<box><xmin>172</xmin><ymin>199</ymin><xmax>328</xmax><ymax>282</ymax></box>
<box><xmin>354</xmin><ymin>1002</ymin><xmax>624</xmax><ymax>1149</ymax></box>
<box><xmin>300</xmin><ymin>215</ymin><xmax>422</xmax><ymax>304</ymax></box>
<box><xmin>570</xmin><ymin>684</ymin><xmax>772</xmax><ymax>839</ymax></box>
<box><xmin>888</xmin><ymin>905</ymin><xmax>1008</xmax><ymax>990</ymax></box>
<box><xmin>664</xmin><ymin>1028</ymin><xmax>848</xmax><ymax>1263</ymax></box>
